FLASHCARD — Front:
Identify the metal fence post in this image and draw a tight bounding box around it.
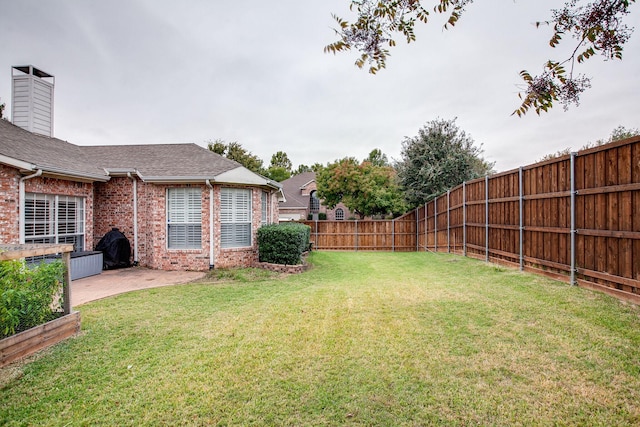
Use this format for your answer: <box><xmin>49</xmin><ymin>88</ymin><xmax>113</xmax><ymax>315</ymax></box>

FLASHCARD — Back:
<box><xmin>315</xmin><ymin>219</ymin><xmax>319</xmax><ymax>251</ymax></box>
<box><xmin>447</xmin><ymin>190</ymin><xmax>451</xmax><ymax>253</ymax></box>
<box><xmin>570</xmin><ymin>153</ymin><xmax>577</xmax><ymax>285</ymax></box>
<box><xmin>463</xmin><ymin>181</ymin><xmax>467</xmax><ymax>257</ymax></box>
<box><xmin>519</xmin><ymin>167</ymin><xmax>524</xmax><ymax>271</ymax></box>
<box><xmin>434</xmin><ymin>196</ymin><xmax>438</xmax><ymax>252</ymax></box>
<box><xmin>485</xmin><ymin>175</ymin><xmax>489</xmax><ymax>262</ymax></box>
<box><xmin>424</xmin><ymin>202</ymin><xmax>428</xmax><ymax>251</ymax></box>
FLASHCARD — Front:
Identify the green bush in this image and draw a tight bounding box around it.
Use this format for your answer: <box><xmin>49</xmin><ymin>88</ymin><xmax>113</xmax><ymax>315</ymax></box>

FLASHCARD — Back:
<box><xmin>0</xmin><ymin>259</ymin><xmax>64</xmax><ymax>338</ymax></box>
<box><xmin>306</xmin><ymin>213</ymin><xmax>327</xmax><ymax>220</ymax></box>
<box><xmin>257</xmin><ymin>223</ymin><xmax>311</xmax><ymax>265</ymax></box>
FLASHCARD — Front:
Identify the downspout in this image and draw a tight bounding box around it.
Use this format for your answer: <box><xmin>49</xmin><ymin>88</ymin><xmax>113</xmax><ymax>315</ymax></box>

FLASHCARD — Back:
<box><xmin>206</xmin><ymin>179</ymin><xmax>215</xmax><ymax>269</ymax></box>
<box><xmin>127</xmin><ymin>173</ymin><xmax>139</xmax><ymax>265</ymax></box>
<box><xmin>19</xmin><ymin>169</ymin><xmax>42</xmax><ymax>244</ymax></box>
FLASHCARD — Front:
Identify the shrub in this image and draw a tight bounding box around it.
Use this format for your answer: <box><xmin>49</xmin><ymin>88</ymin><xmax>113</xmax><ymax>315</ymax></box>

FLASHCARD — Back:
<box><xmin>258</xmin><ymin>223</ymin><xmax>311</xmax><ymax>265</ymax></box>
<box><xmin>306</xmin><ymin>213</ymin><xmax>327</xmax><ymax>220</ymax></box>
<box><xmin>0</xmin><ymin>259</ymin><xmax>64</xmax><ymax>338</ymax></box>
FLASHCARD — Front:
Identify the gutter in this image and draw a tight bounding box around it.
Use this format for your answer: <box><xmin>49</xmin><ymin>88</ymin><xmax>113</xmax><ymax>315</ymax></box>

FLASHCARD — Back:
<box><xmin>127</xmin><ymin>172</ymin><xmax>139</xmax><ymax>265</ymax></box>
<box><xmin>19</xmin><ymin>169</ymin><xmax>42</xmax><ymax>244</ymax></box>
<box><xmin>205</xmin><ymin>179</ymin><xmax>215</xmax><ymax>269</ymax></box>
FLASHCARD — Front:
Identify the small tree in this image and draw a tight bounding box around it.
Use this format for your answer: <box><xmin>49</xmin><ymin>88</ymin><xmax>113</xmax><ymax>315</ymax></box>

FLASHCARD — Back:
<box><xmin>206</xmin><ymin>139</ymin><xmax>264</xmax><ymax>175</ymax></box>
<box><xmin>264</xmin><ymin>151</ymin><xmax>293</xmax><ymax>182</ymax></box>
<box><xmin>396</xmin><ymin>118</ymin><xmax>494</xmax><ymax>207</ymax></box>
<box><xmin>316</xmin><ymin>155</ymin><xmax>407</xmax><ymax>219</ymax></box>
<box><xmin>538</xmin><ymin>125</ymin><xmax>639</xmax><ymax>161</ymax></box>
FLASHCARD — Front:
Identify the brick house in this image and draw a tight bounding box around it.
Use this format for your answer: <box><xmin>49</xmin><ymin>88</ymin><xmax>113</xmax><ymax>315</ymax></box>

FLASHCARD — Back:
<box><xmin>0</xmin><ymin>66</ymin><xmax>281</xmax><ymax>271</ymax></box>
<box><xmin>278</xmin><ymin>171</ymin><xmax>354</xmax><ymax>222</ymax></box>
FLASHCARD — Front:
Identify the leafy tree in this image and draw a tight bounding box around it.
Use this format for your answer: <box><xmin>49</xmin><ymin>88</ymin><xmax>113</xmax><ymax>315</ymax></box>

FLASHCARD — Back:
<box><xmin>293</xmin><ymin>163</ymin><xmax>325</xmax><ymax>175</ymax></box>
<box><xmin>269</xmin><ymin>151</ymin><xmax>293</xmax><ymax>171</ymax></box>
<box><xmin>366</xmin><ymin>148</ymin><xmax>390</xmax><ymax>167</ymax></box>
<box><xmin>326</xmin><ymin>0</ymin><xmax>636</xmax><ymax>115</ymax></box>
<box><xmin>206</xmin><ymin>139</ymin><xmax>264</xmax><ymax>174</ymax></box>
<box><xmin>293</xmin><ymin>164</ymin><xmax>313</xmax><ymax>175</ymax></box>
<box><xmin>605</xmin><ymin>125</ymin><xmax>640</xmax><ymax>143</ymax></box>
<box><xmin>264</xmin><ymin>167</ymin><xmax>291</xmax><ymax>182</ymax></box>
<box><xmin>0</xmin><ymin>102</ymin><xmax>4</xmax><ymax>119</ymax></box>
<box><xmin>316</xmin><ymin>156</ymin><xmax>407</xmax><ymax>219</ymax></box>
<box><xmin>264</xmin><ymin>151</ymin><xmax>293</xmax><ymax>182</ymax></box>
<box><xmin>538</xmin><ymin>125</ymin><xmax>640</xmax><ymax>161</ymax></box>
<box><xmin>396</xmin><ymin>118</ymin><xmax>494</xmax><ymax>207</ymax></box>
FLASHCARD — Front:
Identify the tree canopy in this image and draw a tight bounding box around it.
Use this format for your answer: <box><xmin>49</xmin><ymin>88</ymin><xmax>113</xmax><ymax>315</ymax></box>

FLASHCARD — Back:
<box><xmin>538</xmin><ymin>125</ymin><xmax>640</xmax><ymax>161</ymax></box>
<box><xmin>206</xmin><ymin>139</ymin><xmax>264</xmax><ymax>175</ymax></box>
<box><xmin>316</xmin><ymin>153</ymin><xmax>407</xmax><ymax>219</ymax></box>
<box><xmin>326</xmin><ymin>0</ymin><xmax>636</xmax><ymax>115</ymax></box>
<box><xmin>263</xmin><ymin>151</ymin><xmax>293</xmax><ymax>182</ymax></box>
<box><xmin>396</xmin><ymin>118</ymin><xmax>494</xmax><ymax>207</ymax></box>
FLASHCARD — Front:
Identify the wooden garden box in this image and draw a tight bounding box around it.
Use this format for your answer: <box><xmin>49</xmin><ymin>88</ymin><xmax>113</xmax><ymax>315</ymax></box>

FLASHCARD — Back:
<box><xmin>0</xmin><ymin>244</ymin><xmax>80</xmax><ymax>367</ymax></box>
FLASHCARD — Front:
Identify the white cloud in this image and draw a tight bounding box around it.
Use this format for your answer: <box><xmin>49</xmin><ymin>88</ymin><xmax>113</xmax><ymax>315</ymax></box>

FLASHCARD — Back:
<box><xmin>1</xmin><ymin>0</ymin><xmax>638</xmax><ymax>172</ymax></box>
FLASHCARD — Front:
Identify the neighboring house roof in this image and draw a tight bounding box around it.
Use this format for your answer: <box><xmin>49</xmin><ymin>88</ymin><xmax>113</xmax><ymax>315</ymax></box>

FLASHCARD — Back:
<box><xmin>0</xmin><ymin>119</ymin><xmax>281</xmax><ymax>189</ymax></box>
<box><xmin>279</xmin><ymin>171</ymin><xmax>315</xmax><ymax>209</ymax></box>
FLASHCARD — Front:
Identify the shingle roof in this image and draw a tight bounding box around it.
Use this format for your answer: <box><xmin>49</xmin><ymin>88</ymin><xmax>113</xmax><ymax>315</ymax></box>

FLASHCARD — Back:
<box><xmin>0</xmin><ymin>119</ymin><xmax>253</xmax><ymax>182</ymax></box>
<box><xmin>0</xmin><ymin>119</ymin><xmax>107</xmax><ymax>179</ymax></box>
<box><xmin>82</xmin><ymin>143</ymin><xmax>240</xmax><ymax>179</ymax></box>
<box><xmin>279</xmin><ymin>171</ymin><xmax>315</xmax><ymax>208</ymax></box>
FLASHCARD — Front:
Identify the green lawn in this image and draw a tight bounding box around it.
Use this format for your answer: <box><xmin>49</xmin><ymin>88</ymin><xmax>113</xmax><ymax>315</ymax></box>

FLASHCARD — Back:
<box><xmin>2</xmin><ymin>252</ymin><xmax>640</xmax><ymax>426</ymax></box>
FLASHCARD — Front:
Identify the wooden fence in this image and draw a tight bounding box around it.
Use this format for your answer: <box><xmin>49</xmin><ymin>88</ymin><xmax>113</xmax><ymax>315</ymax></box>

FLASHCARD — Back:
<box><xmin>303</xmin><ymin>214</ymin><xmax>417</xmax><ymax>252</ymax></box>
<box><xmin>303</xmin><ymin>135</ymin><xmax>640</xmax><ymax>304</ymax></box>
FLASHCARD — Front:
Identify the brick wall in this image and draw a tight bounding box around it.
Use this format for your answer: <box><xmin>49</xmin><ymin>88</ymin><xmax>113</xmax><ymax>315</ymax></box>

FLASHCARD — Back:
<box><xmin>93</xmin><ymin>179</ymin><xmax>280</xmax><ymax>271</ymax></box>
<box><xmin>0</xmin><ymin>165</ymin><xmax>20</xmax><ymax>244</ymax></box>
<box><xmin>94</xmin><ymin>177</ymin><xmax>134</xmax><ymax>254</ymax></box>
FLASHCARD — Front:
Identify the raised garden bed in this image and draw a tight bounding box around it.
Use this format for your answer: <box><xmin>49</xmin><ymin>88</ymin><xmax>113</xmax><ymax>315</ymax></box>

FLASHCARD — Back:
<box><xmin>0</xmin><ymin>243</ymin><xmax>80</xmax><ymax>367</ymax></box>
<box><xmin>0</xmin><ymin>311</ymin><xmax>80</xmax><ymax>367</ymax></box>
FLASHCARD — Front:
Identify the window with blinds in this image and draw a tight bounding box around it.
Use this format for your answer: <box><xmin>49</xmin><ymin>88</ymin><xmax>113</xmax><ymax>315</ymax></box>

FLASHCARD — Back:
<box><xmin>261</xmin><ymin>191</ymin><xmax>269</xmax><ymax>226</ymax></box>
<box><xmin>167</xmin><ymin>188</ymin><xmax>202</xmax><ymax>249</ymax></box>
<box><xmin>221</xmin><ymin>188</ymin><xmax>252</xmax><ymax>248</ymax></box>
<box><xmin>24</xmin><ymin>193</ymin><xmax>85</xmax><ymax>251</ymax></box>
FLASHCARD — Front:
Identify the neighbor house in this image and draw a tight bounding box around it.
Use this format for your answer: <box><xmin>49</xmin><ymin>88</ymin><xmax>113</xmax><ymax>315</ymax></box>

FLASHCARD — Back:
<box><xmin>278</xmin><ymin>171</ymin><xmax>353</xmax><ymax>222</ymax></box>
<box><xmin>0</xmin><ymin>66</ymin><xmax>281</xmax><ymax>271</ymax></box>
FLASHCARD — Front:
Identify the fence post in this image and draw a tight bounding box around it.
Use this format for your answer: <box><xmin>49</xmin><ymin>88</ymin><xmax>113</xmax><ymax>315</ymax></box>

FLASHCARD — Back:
<box><xmin>447</xmin><ymin>190</ymin><xmax>451</xmax><ymax>253</ymax></box>
<box><xmin>62</xmin><ymin>251</ymin><xmax>72</xmax><ymax>315</ymax></box>
<box><xmin>485</xmin><ymin>175</ymin><xmax>489</xmax><ymax>262</ymax></box>
<box><xmin>392</xmin><ymin>218</ymin><xmax>395</xmax><ymax>252</ymax></box>
<box><xmin>570</xmin><ymin>152</ymin><xmax>577</xmax><ymax>285</ymax></box>
<box><xmin>416</xmin><ymin>208</ymin><xmax>420</xmax><ymax>252</ymax></box>
<box><xmin>424</xmin><ymin>202</ymin><xmax>428</xmax><ymax>251</ymax></box>
<box><xmin>463</xmin><ymin>181</ymin><xmax>467</xmax><ymax>257</ymax></box>
<box><xmin>519</xmin><ymin>167</ymin><xmax>524</xmax><ymax>271</ymax></box>
<box><xmin>434</xmin><ymin>196</ymin><xmax>438</xmax><ymax>252</ymax></box>
<box><xmin>355</xmin><ymin>220</ymin><xmax>358</xmax><ymax>252</ymax></box>
<box><xmin>315</xmin><ymin>219</ymin><xmax>319</xmax><ymax>251</ymax></box>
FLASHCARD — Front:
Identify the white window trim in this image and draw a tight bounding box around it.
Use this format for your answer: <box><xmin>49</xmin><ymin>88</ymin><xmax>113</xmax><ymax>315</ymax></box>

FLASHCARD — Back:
<box><xmin>23</xmin><ymin>193</ymin><xmax>86</xmax><ymax>251</ymax></box>
<box><xmin>221</xmin><ymin>188</ymin><xmax>252</xmax><ymax>248</ymax></box>
<box><xmin>166</xmin><ymin>187</ymin><xmax>202</xmax><ymax>250</ymax></box>
<box><xmin>261</xmin><ymin>191</ymin><xmax>270</xmax><ymax>226</ymax></box>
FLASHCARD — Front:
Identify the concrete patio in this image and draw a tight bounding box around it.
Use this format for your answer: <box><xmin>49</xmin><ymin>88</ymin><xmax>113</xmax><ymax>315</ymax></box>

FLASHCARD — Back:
<box><xmin>71</xmin><ymin>267</ymin><xmax>206</xmax><ymax>306</ymax></box>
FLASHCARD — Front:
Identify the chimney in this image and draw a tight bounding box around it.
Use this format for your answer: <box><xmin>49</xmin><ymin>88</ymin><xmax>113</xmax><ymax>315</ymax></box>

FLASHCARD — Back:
<box><xmin>11</xmin><ymin>65</ymin><xmax>55</xmax><ymax>137</ymax></box>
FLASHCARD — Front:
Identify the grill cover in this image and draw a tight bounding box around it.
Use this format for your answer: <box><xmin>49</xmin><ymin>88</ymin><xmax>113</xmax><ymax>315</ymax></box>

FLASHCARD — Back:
<box><xmin>95</xmin><ymin>228</ymin><xmax>131</xmax><ymax>270</ymax></box>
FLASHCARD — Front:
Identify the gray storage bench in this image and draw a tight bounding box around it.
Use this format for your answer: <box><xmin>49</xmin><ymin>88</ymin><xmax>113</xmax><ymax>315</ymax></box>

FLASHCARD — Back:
<box><xmin>70</xmin><ymin>251</ymin><xmax>103</xmax><ymax>280</ymax></box>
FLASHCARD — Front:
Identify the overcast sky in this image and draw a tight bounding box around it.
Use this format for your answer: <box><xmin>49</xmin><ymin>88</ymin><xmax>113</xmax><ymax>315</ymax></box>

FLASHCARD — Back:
<box><xmin>1</xmin><ymin>0</ymin><xmax>639</xmax><ymax>173</ymax></box>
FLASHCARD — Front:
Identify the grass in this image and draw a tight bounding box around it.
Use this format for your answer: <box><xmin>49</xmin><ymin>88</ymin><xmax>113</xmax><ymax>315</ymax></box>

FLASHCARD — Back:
<box><xmin>2</xmin><ymin>251</ymin><xmax>640</xmax><ymax>426</ymax></box>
